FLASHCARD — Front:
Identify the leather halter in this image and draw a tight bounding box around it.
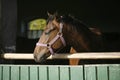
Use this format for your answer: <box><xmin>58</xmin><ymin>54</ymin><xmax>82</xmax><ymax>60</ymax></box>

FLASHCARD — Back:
<box><xmin>36</xmin><ymin>23</ymin><xmax>66</xmax><ymax>55</ymax></box>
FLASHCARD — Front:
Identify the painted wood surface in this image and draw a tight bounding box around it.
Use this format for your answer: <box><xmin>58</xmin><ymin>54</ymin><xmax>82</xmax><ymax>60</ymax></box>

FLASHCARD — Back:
<box><xmin>0</xmin><ymin>64</ymin><xmax>120</xmax><ymax>80</ymax></box>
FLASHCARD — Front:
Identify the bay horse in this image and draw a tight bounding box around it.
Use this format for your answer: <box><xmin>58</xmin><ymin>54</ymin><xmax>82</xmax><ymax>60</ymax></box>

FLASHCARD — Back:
<box><xmin>34</xmin><ymin>12</ymin><xmax>103</xmax><ymax>64</ymax></box>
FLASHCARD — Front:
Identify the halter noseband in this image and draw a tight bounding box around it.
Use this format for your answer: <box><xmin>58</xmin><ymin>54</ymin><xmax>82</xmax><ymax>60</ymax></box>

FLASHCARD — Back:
<box><xmin>36</xmin><ymin>23</ymin><xmax>66</xmax><ymax>55</ymax></box>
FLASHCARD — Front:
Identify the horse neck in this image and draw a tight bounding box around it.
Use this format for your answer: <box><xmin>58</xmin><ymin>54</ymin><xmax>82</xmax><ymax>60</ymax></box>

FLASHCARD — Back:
<box><xmin>57</xmin><ymin>46</ymin><xmax>71</xmax><ymax>53</ymax></box>
<box><xmin>63</xmin><ymin>24</ymin><xmax>101</xmax><ymax>52</ymax></box>
<box><xmin>69</xmin><ymin>32</ymin><xmax>91</xmax><ymax>52</ymax></box>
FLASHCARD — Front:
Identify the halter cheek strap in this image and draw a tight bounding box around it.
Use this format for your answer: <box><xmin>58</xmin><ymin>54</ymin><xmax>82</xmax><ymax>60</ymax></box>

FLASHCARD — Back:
<box><xmin>36</xmin><ymin>23</ymin><xmax>66</xmax><ymax>55</ymax></box>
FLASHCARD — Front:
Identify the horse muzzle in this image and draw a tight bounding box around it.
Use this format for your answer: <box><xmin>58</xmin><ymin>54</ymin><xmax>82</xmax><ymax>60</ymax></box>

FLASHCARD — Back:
<box><xmin>34</xmin><ymin>51</ymin><xmax>51</xmax><ymax>63</ymax></box>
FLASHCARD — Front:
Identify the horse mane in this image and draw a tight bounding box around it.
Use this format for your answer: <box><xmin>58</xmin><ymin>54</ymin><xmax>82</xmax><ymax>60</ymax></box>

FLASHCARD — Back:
<box><xmin>60</xmin><ymin>14</ymin><xmax>95</xmax><ymax>37</ymax></box>
<box><xmin>47</xmin><ymin>13</ymin><xmax>90</xmax><ymax>33</ymax></box>
<box><xmin>47</xmin><ymin>13</ymin><xmax>99</xmax><ymax>37</ymax></box>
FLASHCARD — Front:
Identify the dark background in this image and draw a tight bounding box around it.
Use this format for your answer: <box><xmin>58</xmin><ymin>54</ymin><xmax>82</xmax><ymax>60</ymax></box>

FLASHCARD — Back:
<box><xmin>18</xmin><ymin>0</ymin><xmax>120</xmax><ymax>33</ymax></box>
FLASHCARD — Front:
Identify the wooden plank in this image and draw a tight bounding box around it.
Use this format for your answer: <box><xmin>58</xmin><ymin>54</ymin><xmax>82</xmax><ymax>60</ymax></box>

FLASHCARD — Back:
<box><xmin>11</xmin><ymin>66</ymin><xmax>19</xmax><ymax>80</ymax></box>
<box><xmin>20</xmin><ymin>66</ymin><xmax>29</xmax><ymax>80</ymax></box>
<box><xmin>109</xmin><ymin>64</ymin><xmax>120</xmax><ymax>80</ymax></box>
<box><xmin>0</xmin><ymin>66</ymin><xmax>2</xmax><ymax>80</ymax></box>
<box><xmin>29</xmin><ymin>66</ymin><xmax>38</xmax><ymax>80</ymax></box>
<box><xmin>1</xmin><ymin>52</ymin><xmax>120</xmax><ymax>59</ymax></box>
<box><xmin>48</xmin><ymin>66</ymin><xmax>59</xmax><ymax>80</ymax></box>
<box><xmin>3</xmin><ymin>66</ymin><xmax>10</xmax><ymax>80</ymax></box>
<box><xmin>70</xmin><ymin>66</ymin><xmax>83</xmax><ymax>80</ymax></box>
<box><xmin>84</xmin><ymin>65</ymin><xmax>96</xmax><ymax>80</ymax></box>
<box><xmin>97</xmin><ymin>65</ymin><xmax>108</xmax><ymax>80</ymax></box>
<box><xmin>39</xmin><ymin>66</ymin><xmax>47</xmax><ymax>80</ymax></box>
<box><xmin>60</xmin><ymin>66</ymin><xmax>70</xmax><ymax>80</ymax></box>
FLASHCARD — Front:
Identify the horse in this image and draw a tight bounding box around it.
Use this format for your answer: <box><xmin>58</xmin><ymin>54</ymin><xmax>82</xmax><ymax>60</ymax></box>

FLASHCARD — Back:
<box><xmin>33</xmin><ymin>12</ymin><xmax>104</xmax><ymax>65</ymax></box>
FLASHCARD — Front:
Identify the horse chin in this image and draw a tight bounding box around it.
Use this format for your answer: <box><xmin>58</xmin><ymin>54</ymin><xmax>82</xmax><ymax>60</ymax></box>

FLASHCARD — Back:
<box><xmin>34</xmin><ymin>53</ymin><xmax>51</xmax><ymax>63</ymax></box>
<box><xmin>37</xmin><ymin>57</ymin><xmax>47</xmax><ymax>63</ymax></box>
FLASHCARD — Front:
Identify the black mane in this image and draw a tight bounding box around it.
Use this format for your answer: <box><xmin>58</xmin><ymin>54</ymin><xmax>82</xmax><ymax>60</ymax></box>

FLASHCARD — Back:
<box><xmin>47</xmin><ymin>13</ymin><xmax>91</xmax><ymax>34</ymax></box>
<box><xmin>60</xmin><ymin>15</ymin><xmax>91</xmax><ymax>34</ymax></box>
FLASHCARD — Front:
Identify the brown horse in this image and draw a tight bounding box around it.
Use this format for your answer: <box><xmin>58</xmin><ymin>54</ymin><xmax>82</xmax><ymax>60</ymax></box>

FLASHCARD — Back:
<box><xmin>34</xmin><ymin>12</ymin><xmax>104</xmax><ymax>64</ymax></box>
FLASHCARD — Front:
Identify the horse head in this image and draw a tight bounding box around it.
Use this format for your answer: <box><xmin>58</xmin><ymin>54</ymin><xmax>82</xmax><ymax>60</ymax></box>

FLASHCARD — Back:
<box><xmin>34</xmin><ymin>12</ymin><xmax>68</xmax><ymax>62</ymax></box>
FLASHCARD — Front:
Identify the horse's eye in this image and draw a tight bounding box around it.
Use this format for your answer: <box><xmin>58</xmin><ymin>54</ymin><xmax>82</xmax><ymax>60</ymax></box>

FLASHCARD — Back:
<box><xmin>45</xmin><ymin>30</ymin><xmax>49</xmax><ymax>35</ymax></box>
<box><xmin>44</xmin><ymin>26</ymin><xmax>55</xmax><ymax>35</ymax></box>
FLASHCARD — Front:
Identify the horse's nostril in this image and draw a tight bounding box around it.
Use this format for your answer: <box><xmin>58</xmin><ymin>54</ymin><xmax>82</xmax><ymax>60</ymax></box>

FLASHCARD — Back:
<box><xmin>34</xmin><ymin>54</ymin><xmax>37</xmax><ymax>60</ymax></box>
<box><xmin>34</xmin><ymin>55</ymin><xmax>36</xmax><ymax>59</ymax></box>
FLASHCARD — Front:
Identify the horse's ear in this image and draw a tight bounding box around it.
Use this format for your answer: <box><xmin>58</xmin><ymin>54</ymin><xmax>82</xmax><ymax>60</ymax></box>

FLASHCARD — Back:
<box><xmin>54</xmin><ymin>12</ymin><xmax>60</xmax><ymax>22</ymax></box>
<box><xmin>47</xmin><ymin>11</ymin><xmax>52</xmax><ymax>17</ymax></box>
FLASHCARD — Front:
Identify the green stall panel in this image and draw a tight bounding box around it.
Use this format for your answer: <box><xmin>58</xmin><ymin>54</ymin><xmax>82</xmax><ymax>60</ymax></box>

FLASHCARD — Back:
<box><xmin>48</xmin><ymin>66</ymin><xmax>59</xmax><ymax>80</ymax></box>
<box><xmin>109</xmin><ymin>64</ymin><xmax>120</xmax><ymax>80</ymax></box>
<box><xmin>97</xmin><ymin>65</ymin><xmax>108</xmax><ymax>80</ymax></box>
<box><xmin>70</xmin><ymin>66</ymin><xmax>83</xmax><ymax>80</ymax></box>
<box><xmin>2</xmin><ymin>66</ymin><xmax>10</xmax><ymax>80</ymax></box>
<box><xmin>11</xmin><ymin>66</ymin><xmax>19</xmax><ymax>80</ymax></box>
<box><xmin>0</xmin><ymin>66</ymin><xmax>2</xmax><ymax>80</ymax></box>
<box><xmin>29</xmin><ymin>66</ymin><xmax>38</xmax><ymax>80</ymax></box>
<box><xmin>39</xmin><ymin>66</ymin><xmax>48</xmax><ymax>80</ymax></box>
<box><xmin>84</xmin><ymin>65</ymin><xmax>96</xmax><ymax>80</ymax></box>
<box><xmin>60</xmin><ymin>66</ymin><xmax>70</xmax><ymax>80</ymax></box>
<box><xmin>0</xmin><ymin>64</ymin><xmax>120</xmax><ymax>80</ymax></box>
<box><xmin>20</xmin><ymin>66</ymin><xmax>29</xmax><ymax>80</ymax></box>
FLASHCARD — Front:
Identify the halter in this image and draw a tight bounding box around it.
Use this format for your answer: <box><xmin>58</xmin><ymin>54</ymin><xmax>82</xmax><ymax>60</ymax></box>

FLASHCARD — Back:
<box><xmin>36</xmin><ymin>23</ymin><xmax>66</xmax><ymax>55</ymax></box>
